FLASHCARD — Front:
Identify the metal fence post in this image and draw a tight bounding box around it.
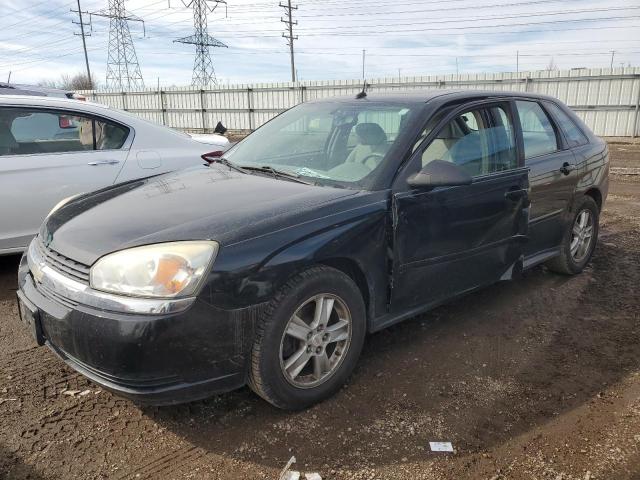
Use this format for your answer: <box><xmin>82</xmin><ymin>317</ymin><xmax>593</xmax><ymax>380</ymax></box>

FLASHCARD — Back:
<box><xmin>122</xmin><ymin>91</ymin><xmax>128</xmax><ymax>111</ymax></box>
<box><xmin>200</xmin><ymin>89</ymin><xmax>207</xmax><ymax>133</ymax></box>
<box><xmin>160</xmin><ymin>89</ymin><xmax>167</xmax><ymax>126</ymax></box>
<box><xmin>247</xmin><ymin>87</ymin><xmax>254</xmax><ymax>131</ymax></box>
<box><xmin>632</xmin><ymin>75</ymin><xmax>640</xmax><ymax>138</ymax></box>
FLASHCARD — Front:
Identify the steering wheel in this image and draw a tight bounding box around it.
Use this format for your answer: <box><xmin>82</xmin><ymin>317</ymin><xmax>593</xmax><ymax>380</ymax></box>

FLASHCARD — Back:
<box><xmin>360</xmin><ymin>153</ymin><xmax>385</xmax><ymax>170</ymax></box>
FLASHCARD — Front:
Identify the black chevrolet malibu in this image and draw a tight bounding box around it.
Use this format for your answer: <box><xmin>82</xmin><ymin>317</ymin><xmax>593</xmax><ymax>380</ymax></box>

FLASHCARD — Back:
<box><xmin>17</xmin><ymin>90</ymin><xmax>608</xmax><ymax>409</ymax></box>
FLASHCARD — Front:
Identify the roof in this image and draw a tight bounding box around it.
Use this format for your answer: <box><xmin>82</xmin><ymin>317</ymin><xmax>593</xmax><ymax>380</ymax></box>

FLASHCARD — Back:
<box><xmin>307</xmin><ymin>89</ymin><xmax>559</xmax><ymax>104</ymax></box>
<box><xmin>0</xmin><ymin>94</ymin><xmax>111</xmax><ymax>111</ymax></box>
<box><xmin>0</xmin><ymin>82</ymin><xmax>72</xmax><ymax>98</ymax></box>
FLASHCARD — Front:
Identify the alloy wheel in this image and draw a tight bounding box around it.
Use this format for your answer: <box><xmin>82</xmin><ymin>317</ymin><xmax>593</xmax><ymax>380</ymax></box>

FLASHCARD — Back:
<box><xmin>279</xmin><ymin>294</ymin><xmax>352</xmax><ymax>388</ymax></box>
<box><xmin>570</xmin><ymin>209</ymin><xmax>595</xmax><ymax>262</ymax></box>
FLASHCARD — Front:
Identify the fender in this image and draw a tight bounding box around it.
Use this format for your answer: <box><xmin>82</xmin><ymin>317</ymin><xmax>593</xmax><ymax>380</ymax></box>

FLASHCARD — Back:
<box><xmin>206</xmin><ymin>197</ymin><xmax>390</xmax><ymax>326</ymax></box>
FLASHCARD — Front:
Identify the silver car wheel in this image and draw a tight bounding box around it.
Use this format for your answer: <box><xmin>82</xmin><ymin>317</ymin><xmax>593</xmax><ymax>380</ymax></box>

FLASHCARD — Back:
<box><xmin>570</xmin><ymin>209</ymin><xmax>595</xmax><ymax>262</ymax></box>
<box><xmin>279</xmin><ymin>294</ymin><xmax>352</xmax><ymax>389</ymax></box>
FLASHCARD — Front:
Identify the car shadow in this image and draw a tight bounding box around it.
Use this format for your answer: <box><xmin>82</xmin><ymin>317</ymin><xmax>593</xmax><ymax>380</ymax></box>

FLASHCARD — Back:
<box><xmin>142</xmin><ymin>222</ymin><xmax>640</xmax><ymax>473</ymax></box>
<box><xmin>0</xmin><ymin>444</ymin><xmax>48</xmax><ymax>480</ymax></box>
<box><xmin>0</xmin><ymin>254</ymin><xmax>20</xmax><ymax>302</ymax></box>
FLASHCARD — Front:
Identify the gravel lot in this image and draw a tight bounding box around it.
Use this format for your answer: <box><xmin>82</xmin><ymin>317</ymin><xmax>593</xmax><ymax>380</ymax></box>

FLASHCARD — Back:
<box><xmin>1</xmin><ymin>142</ymin><xmax>639</xmax><ymax>480</ymax></box>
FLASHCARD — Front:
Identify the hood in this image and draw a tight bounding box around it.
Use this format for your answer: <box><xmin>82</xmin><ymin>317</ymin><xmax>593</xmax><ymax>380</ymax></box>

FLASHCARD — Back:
<box><xmin>44</xmin><ymin>165</ymin><xmax>358</xmax><ymax>265</ymax></box>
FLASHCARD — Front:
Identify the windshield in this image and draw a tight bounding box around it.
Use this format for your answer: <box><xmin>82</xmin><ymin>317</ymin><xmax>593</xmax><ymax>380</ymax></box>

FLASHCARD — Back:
<box><xmin>224</xmin><ymin>101</ymin><xmax>418</xmax><ymax>189</ymax></box>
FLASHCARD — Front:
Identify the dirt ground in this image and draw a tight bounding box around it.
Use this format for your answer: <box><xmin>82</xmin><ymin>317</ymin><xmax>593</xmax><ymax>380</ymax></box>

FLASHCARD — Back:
<box><xmin>1</xmin><ymin>142</ymin><xmax>639</xmax><ymax>480</ymax></box>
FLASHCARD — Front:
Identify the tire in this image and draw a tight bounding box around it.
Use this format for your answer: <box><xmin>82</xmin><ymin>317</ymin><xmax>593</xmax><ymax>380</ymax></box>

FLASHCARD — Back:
<box><xmin>248</xmin><ymin>265</ymin><xmax>366</xmax><ymax>410</ymax></box>
<box><xmin>546</xmin><ymin>195</ymin><xmax>599</xmax><ymax>275</ymax></box>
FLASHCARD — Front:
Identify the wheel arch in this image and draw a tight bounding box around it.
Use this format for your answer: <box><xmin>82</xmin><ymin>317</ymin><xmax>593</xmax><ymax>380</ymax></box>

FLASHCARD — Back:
<box><xmin>317</xmin><ymin>257</ymin><xmax>373</xmax><ymax>327</ymax></box>
<box><xmin>584</xmin><ymin>187</ymin><xmax>603</xmax><ymax>211</ymax></box>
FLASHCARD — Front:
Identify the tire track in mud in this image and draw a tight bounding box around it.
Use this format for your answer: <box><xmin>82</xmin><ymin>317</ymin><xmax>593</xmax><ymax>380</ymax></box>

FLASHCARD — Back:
<box><xmin>2</xmin><ymin>347</ymin><xmax>92</xmax><ymax>402</ymax></box>
<box><xmin>115</xmin><ymin>445</ymin><xmax>210</xmax><ymax>480</ymax></box>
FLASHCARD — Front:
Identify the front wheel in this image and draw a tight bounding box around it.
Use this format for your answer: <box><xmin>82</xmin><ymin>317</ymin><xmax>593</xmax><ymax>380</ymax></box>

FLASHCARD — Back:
<box><xmin>546</xmin><ymin>195</ymin><xmax>599</xmax><ymax>275</ymax></box>
<box><xmin>248</xmin><ymin>266</ymin><xmax>366</xmax><ymax>410</ymax></box>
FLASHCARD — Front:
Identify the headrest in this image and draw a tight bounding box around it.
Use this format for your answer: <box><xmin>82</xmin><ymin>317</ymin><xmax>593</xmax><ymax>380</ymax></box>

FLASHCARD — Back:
<box><xmin>355</xmin><ymin>123</ymin><xmax>387</xmax><ymax>146</ymax></box>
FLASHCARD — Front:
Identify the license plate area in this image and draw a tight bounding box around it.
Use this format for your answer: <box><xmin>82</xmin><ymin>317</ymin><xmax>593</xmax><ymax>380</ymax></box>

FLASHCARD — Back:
<box><xmin>17</xmin><ymin>292</ymin><xmax>45</xmax><ymax>346</ymax></box>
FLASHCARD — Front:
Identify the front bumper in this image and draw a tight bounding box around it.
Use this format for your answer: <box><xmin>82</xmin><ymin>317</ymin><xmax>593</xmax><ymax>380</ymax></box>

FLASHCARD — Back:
<box><xmin>17</xmin><ymin>254</ymin><xmax>263</xmax><ymax>405</ymax></box>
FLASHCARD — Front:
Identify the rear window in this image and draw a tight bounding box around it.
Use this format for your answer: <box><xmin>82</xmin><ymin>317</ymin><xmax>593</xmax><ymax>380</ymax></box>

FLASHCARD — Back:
<box><xmin>544</xmin><ymin>102</ymin><xmax>589</xmax><ymax>148</ymax></box>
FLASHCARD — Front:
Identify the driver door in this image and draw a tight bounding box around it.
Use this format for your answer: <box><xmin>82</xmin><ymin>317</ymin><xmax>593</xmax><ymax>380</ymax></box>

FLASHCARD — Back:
<box><xmin>390</xmin><ymin>101</ymin><xmax>529</xmax><ymax>313</ymax></box>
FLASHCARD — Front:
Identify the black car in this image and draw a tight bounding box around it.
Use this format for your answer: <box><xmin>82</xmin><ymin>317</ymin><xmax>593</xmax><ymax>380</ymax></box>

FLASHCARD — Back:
<box><xmin>16</xmin><ymin>90</ymin><xmax>608</xmax><ymax>409</ymax></box>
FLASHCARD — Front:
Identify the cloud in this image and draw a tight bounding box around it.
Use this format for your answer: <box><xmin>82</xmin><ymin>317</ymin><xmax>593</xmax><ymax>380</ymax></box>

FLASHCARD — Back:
<box><xmin>1</xmin><ymin>0</ymin><xmax>639</xmax><ymax>87</ymax></box>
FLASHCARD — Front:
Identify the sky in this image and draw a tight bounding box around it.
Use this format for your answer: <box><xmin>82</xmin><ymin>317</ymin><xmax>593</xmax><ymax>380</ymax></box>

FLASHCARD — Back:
<box><xmin>1</xmin><ymin>0</ymin><xmax>640</xmax><ymax>89</ymax></box>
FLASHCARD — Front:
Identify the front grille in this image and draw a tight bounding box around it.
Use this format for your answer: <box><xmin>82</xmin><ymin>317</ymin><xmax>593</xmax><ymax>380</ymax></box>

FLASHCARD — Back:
<box><xmin>38</xmin><ymin>282</ymin><xmax>80</xmax><ymax>309</ymax></box>
<box><xmin>36</xmin><ymin>239</ymin><xmax>91</xmax><ymax>284</ymax></box>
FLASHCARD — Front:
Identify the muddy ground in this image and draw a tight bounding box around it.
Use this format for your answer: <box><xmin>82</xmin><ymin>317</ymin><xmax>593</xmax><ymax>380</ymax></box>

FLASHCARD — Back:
<box><xmin>1</xmin><ymin>142</ymin><xmax>639</xmax><ymax>480</ymax></box>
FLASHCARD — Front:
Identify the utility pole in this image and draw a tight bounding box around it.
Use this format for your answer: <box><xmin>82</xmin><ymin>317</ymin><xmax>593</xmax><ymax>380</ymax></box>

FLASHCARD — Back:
<box><xmin>72</xmin><ymin>0</ymin><xmax>93</xmax><ymax>88</ymax></box>
<box><xmin>610</xmin><ymin>50</ymin><xmax>616</xmax><ymax>69</ymax></box>
<box><xmin>91</xmin><ymin>0</ymin><xmax>145</xmax><ymax>90</ymax></box>
<box><xmin>398</xmin><ymin>68</ymin><xmax>401</xmax><ymax>82</ymax></box>
<box><xmin>280</xmin><ymin>0</ymin><xmax>298</xmax><ymax>82</ymax></box>
<box><xmin>362</xmin><ymin>49</ymin><xmax>366</xmax><ymax>79</ymax></box>
<box><xmin>7</xmin><ymin>72</ymin><xmax>11</xmax><ymax>83</ymax></box>
<box><xmin>455</xmin><ymin>57</ymin><xmax>459</xmax><ymax>77</ymax></box>
<box><xmin>516</xmin><ymin>50</ymin><xmax>519</xmax><ymax>75</ymax></box>
<box><xmin>175</xmin><ymin>0</ymin><xmax>228</xmax><ymax>87</ymax></box>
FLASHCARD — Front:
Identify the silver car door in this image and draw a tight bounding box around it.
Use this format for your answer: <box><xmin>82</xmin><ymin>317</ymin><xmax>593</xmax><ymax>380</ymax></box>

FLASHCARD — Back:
<box><xmin>0</xmin><ymin>107</ymin><xmax>130</xmax><ymax>253</ymax></box>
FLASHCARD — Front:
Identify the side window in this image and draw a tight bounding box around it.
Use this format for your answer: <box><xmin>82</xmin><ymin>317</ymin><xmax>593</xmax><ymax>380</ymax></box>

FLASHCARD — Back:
<box><xmin>420</xmin><ymin>105</ymin><xmax>517</xmax><ymax>177</ymax></box>
<box><xmin>94</xmin><ymin>119</ymin><xmax>129</xmax><ymax>150</ymax></box>
<box><xmin>544</xmin><ymin>102</ymin><xmax>589</xmax><ymax>148</ymax></box>
<box><xmin>515</xmin><ymin>100</ymin><xmax>559</xmax><ymax>159</ymax></box>
<box><xmin>0</xmin><ymin>107</ymin><xmax>128</xmax><ymax>156</ymax></box>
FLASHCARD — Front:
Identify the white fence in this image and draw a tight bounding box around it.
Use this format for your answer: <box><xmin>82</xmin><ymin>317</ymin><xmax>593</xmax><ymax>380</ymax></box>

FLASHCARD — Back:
<box><xmin>80</xmin><ymin>67</ymin><xmax>640</xmax><ymax>137</ymax></box>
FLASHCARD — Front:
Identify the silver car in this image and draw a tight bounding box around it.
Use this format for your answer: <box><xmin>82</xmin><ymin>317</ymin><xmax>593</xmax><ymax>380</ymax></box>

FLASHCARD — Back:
<box><xmin>0</xmin><ymin>95</ymin><xmax>229</xmax><ymax>255</ymax></box>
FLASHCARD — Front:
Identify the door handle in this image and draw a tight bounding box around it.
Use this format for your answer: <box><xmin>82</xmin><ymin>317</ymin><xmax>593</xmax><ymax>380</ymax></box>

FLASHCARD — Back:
<box><xmin>504</xmin><ymin>189</ymin><xmax>527</xmax><ymax>201</ymax></box>
<box><xmin>559</xmin><ymin>162</ymin><xmax>576</xmax><ymax>175</ymax></box>
<box><xmin>88</xmin><ymin>159</ymin><xmax>120</xmax><ymax>166</ymax></box>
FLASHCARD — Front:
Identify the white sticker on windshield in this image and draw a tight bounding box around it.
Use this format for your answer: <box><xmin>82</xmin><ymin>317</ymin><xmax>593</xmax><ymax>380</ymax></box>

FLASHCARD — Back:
<box><xmin>296</xmin><ymin>167</ymin><xmax>331</xmax><ymax>179</ymax></box>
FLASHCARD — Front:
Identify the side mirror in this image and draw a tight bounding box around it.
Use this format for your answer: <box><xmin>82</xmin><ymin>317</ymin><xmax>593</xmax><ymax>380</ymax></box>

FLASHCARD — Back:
<box><xmin>407</xmin><ymin>160</ymin><xmax>473</xmax><ymax>189</ymax></box>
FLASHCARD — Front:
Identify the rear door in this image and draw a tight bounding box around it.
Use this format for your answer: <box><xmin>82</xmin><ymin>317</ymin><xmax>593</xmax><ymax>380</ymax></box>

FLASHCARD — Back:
<box><xmin>0</xmin><ymin>106</ymin><xmax>131</xmax><ymax>252</ymax></box>
<box><xmin>513</xmin><ymin>100</ymin><xmax>578</xmax><ymax>258</ymax></box>
<box><xmin>390</xmin><ymin>101</ymin><xmax>529</xmax><ymax>313</ymax></box>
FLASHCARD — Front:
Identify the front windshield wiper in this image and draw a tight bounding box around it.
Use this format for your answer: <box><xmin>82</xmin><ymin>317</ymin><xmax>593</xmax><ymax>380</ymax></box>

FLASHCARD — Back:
<box><xmin>240</xmin><ymin>165</ymin><xmax>315</xmax><ymax>185</ymax></box>
<box><xmin>208</xmin><ymin>156</ymin><xmax>247</xmax><ymax>174</ymax></box>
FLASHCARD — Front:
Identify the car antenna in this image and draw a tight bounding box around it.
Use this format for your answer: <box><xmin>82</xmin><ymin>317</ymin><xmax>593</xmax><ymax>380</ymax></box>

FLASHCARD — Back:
<box><xmin>356</xmin><ymin>80</ymin><xmax>368</xmax><ymax>99</ymax></box>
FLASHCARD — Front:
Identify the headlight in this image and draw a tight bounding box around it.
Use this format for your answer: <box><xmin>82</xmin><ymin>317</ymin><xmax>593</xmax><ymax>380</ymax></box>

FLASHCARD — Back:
<box><xmin>90</xmin><ymin>241</ymin><xmax>218</xmax><ymax>298</ymax></box>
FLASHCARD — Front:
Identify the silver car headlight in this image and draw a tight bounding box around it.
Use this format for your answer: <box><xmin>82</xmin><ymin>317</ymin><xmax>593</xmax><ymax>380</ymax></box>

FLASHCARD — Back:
<box><xmin>90</xmin><ymin>241</ymin><xmax>219</xmax><ymax>298</ymax></box>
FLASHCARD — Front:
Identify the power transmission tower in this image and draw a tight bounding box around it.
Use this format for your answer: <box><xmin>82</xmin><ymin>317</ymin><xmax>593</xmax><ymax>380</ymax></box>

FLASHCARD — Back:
<box><xmin>71</xmin><ymin>0</ymin><xmax>93</xmax><ymax>88</ymax></box>
<box><xmin>91</xmin><ymin>0</ymin><xmax>145</xmax><ymax>90</ymax></box>
<box><xmin>175</xmin><ymin>0</ymin><xmax>228</xmax><ymax>87</ymax></box>
<box><xmin>280</xmin><ymin>0</ymin><xmax>297</xmax><ymax>82</ymax></box>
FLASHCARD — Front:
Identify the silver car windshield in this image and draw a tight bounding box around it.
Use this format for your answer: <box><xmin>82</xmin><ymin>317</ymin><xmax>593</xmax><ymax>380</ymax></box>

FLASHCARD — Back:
<box><xmin>225</xmin><ymin>101</ymin><xmax>417</xmax><ymax>189</ymax></box>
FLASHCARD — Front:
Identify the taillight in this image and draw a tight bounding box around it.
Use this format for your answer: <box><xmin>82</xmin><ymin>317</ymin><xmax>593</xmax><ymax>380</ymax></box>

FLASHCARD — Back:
<box><xmin>201</xmin><ymin>151</ymin><xmax>224</xmax><ymax>163</ymax></box>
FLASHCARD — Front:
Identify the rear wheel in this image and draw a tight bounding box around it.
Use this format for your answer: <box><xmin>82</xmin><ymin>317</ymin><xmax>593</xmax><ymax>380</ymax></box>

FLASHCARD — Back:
<box><xmin>546</xmin><ymin>195</ymin><xmax>599</xmax><ymax>275</ymax></box>
<box><xmin>248</xmin><ymin>266</ymin><xmax>366</xmax><ymax>410</ymax></box>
